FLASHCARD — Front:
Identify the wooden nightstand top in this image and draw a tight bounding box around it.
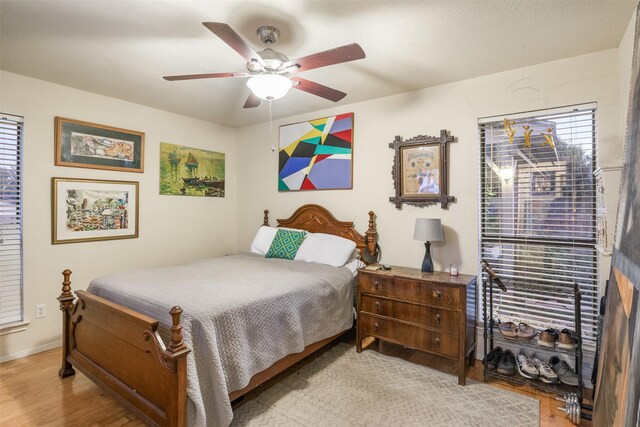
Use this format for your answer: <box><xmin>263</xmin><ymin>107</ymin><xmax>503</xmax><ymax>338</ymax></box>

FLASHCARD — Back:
<box><xmin>359</xmin><ymin>265</ymin><xmax>476</xmax><ymax>287</ymax></box>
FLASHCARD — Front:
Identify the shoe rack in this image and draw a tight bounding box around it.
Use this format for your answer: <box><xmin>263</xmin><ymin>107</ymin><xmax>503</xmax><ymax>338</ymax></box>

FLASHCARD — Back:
<box><xmin>482</xmin><ymin>274</ymin><xmax>585</xmax><ymax>401</ymax></box>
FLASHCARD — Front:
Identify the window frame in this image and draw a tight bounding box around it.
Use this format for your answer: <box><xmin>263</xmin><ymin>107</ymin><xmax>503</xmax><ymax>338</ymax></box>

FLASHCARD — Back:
<box><xmin>477</xmin><ymin>103</ymin><xmax>599</xmax><ymax>349</ymax></box>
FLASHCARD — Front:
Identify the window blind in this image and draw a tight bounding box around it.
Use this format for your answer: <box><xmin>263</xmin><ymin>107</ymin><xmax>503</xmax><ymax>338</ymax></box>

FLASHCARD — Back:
<box><xmin>479</xmin><ymin>104</ymin><xmax>598</xmax><ymax>349</ymax></box>
<box><xmin>0</xmin><ymin>114</ymin><xmax>23</xmax><ymax>326</ymax></box>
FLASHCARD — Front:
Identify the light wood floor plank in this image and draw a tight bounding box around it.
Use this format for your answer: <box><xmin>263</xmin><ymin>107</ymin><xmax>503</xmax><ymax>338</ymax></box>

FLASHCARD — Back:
<box><xmin>0</xmin><ymin>344</ymin><xmax>590</xmax><ymax>426</ymax></box>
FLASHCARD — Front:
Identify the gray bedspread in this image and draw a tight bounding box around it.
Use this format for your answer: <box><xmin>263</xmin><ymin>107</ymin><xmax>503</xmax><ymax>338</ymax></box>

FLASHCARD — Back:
<box><xmin>87</xmin><ymin>253</ymin><xmax>355</xmax><ymax>427</ymax></box>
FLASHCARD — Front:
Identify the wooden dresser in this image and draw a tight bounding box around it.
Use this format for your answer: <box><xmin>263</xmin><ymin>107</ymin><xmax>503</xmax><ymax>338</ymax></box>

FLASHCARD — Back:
<box><xmin>356</xmin><ymin>266</ymin><xmax>477</xmax><ymax>385</ymax></box>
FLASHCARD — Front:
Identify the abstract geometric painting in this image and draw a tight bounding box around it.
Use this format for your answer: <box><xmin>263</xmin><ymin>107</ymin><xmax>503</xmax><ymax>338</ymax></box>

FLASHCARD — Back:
<box><xmin>278</xmin><ymin>113</ymin><xmax>353</xmax><ymax>191</ymax></box>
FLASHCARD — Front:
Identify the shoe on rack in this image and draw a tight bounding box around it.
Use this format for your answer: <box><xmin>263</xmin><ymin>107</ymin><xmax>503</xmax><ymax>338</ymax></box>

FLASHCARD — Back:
<box><xmin>516</xmin><ymin>350</ymin><xmax>539</xmax><ymax>379</ymax></box>
<box><xmin>499</xmin><ymin>322</ymin><xmax>518</xmax><ymax>338</ymax></box>
<box><xmin>497</xmin><ymin>350</ymin><xmax>517</xmax><ymax>376</ymax></box>
<box><xmin>516</xmin><ymin>322</ymin><xmax>536</xmax><ymax>340</ymax></box>
<box><xmin>549</xmin><ymin>356</ymin><xmax>579</xmax><ymax>387</ymax></box>
<box><xmin>485</xmin><ymin>346</ymin><xmax>504</xmax><ymax>370</ymax></box>
<box><xmin>532</xmin><ymin>353</ymin><xmax>559</xmax><ymax>384</ymax></box>
<box><xmin>557</xmin><ymin>329</ymin><xmax>578</xmax><ymax>349</ymax></box>
<box><xmin>537</xmin><ymin>328</ymin><xmax>559</xmax><ymax>348</ymax></box>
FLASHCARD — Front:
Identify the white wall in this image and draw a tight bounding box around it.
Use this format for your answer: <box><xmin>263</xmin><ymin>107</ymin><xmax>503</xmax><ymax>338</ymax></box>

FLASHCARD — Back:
<box><xmin>0</xmin><ymin>71</ymin><xmax>237</xmax><ymax>359</ymax></box>
<box><xmin>619</xmin><ymin>7</ymin><xmax>638</xmax><ymax>141</ymax></box>
<box><xmin>1</xmin><ymin>26</ymin><xmax>634</xmax><ymax>361</ymax></box>
<box><xmin>236</xmin><ymin>49</ymin><xmax>622</xmax><ymax>282</ymax></box>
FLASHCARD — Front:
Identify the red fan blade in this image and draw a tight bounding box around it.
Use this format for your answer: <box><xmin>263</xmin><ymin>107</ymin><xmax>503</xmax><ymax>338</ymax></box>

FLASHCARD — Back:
<box><xmin>243</xmin><ymin>92</ymin><xmax>261</xmax><ymax>108</ymax></box>
<box><xmin>203</xmin><ymin>22</ymin><xmax>264</xmax><ymax>66</ymax></box>
<box><xmin>283</xmin><ymin>43</ymin><xmax>365</xmax><ymax>73</ymax></box>
<box><xmin>290</xmin><ymin>77</ymin><xmax>346</xmax><ymax>102</ymax></box>
<box><xmin>163</xmin><ymin>72</ymin><xmax>251</xmax><ymax>81</ymax></box>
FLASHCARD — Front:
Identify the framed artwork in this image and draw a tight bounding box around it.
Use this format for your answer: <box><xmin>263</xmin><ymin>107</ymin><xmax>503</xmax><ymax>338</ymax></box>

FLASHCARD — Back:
<box><xmin>55</xmin><ymin>117</ymin><xmax>144</xmax><ymax>172</ymax></box>
<box><xmin>278</xmin><ymin>113</ymin><xmax>353</xmax><ymax>191</ymax></box>
<box><xmin>52</xmin><ymin>177</ymin><xmax>139</xmax><ymax>244</ymax></box>
<box><xmin>160</xmin><ymin>142</ymin><xmax>225</xmax><ymax>197</ymax></box>
<box><xmin>389</xmin><ymin>130</ymin><xmax>456</xmax><ymax>209</ymax></box>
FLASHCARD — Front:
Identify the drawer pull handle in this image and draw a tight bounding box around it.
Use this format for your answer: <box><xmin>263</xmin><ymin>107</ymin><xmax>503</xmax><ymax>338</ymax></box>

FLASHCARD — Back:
<box><xmin>374</xmin><ymin>281</ymin><xmax>380</xmax><ymax>290</ymax></box>
<box><xmin>374</xmin><ymin>322</ymin><xmax>379</xmax><ymax>332</ymax></box>
<box><xmin>434</xmin><ymin>337</ymin><xmax>440</xmax><ymax>347</ymax></box>
<box><xmin>435</xmin><ymin>314</ymin><xmax>441</xmax><ymax>324</ymax></box>
<box><xmin>433</xmin><ymin>290</ymin><xmax>442</xmax><ymax>300</ymax></box>
<box><xmin>375</xmin><ymin>301</ymin><xmax>381</xmax><ymax>312</ymax></box>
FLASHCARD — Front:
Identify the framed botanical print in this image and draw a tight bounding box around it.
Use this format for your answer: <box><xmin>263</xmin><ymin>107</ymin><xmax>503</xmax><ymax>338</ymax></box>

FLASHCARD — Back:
<box><xmin>389</xmin><ymin>130</ymin><xmax>456</xmax><ymax>209</ymax></box>
<box><xmin>52</xmin><ymin>177</ymin><xmax>139</xmax><ymax>244</ymax></box>
<box><xmin>55</xmin><ymin>117</ymin><xmax>145</xmax><ymax>172</ymax></box>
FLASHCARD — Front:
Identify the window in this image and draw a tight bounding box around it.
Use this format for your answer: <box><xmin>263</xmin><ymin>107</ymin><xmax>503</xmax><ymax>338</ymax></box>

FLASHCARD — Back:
<box><xmin>479</xmin><ymin>104</ymin><xmax>598</xmax><ymax>349</ymax></box>
<box><xmin>0</xmin><ymin>114</ymin><xmax>23</xmax><ymax>326</ymax></box>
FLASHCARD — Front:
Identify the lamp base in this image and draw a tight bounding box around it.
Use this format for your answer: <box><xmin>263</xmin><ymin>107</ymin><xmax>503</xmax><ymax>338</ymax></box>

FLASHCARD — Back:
<box><xmin>421</xmin><ymin>241</ymin><xmax>434</xmax><ymax>273</ymax></box>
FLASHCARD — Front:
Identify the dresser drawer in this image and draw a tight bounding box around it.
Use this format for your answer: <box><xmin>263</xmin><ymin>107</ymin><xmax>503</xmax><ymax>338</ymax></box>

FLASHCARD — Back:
<box><xmin>360</xmin><ymin>295</ymin><xmax>460</xmax><ymax>334</ymax></box>
<box><xmin>358</xmin><ymin>314</ymin><xmax>458</xmax><ymax>358</ymax></box>
<box><xmin>359</xmin><ymin>274</ymin><xmax>460</xmax><ymax>309</ymax></box>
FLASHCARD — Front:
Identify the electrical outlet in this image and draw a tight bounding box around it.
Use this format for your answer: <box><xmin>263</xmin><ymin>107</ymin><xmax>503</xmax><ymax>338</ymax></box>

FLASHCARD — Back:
<box><xmin>35</xmin><ymin>304</ymin><xmax>46</xmax><ymax>319</ymax></box>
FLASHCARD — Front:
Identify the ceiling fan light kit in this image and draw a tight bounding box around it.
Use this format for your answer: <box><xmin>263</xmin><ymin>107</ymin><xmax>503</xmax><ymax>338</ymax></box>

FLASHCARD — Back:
<box><xmin>163</xmin><ymin>22</ymin><xmax>366</xmax><ymax>108</ymax></box>
<box><xmin>247</xmin><ymin>74</ymin><xmax>293</xmax><ymax>100</ymax></box>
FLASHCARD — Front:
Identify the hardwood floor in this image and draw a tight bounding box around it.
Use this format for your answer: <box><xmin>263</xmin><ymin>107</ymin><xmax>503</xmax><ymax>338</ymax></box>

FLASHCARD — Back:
<box><xmin>0</xmin><ymin>340</ymin><xmax>591</xmax><ymax>426</ymax></box>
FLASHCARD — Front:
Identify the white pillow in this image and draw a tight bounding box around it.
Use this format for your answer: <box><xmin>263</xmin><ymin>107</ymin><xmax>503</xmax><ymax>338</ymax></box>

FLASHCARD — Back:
<box><xmin>249</xmin><ymin>226</ymin><xmax>278</xmax><ymax>255</ymax></box>
<box><xmin>344</xmin><ymin>258</ymin><xmax>366</xmax><ymax>275</ymax></box>
<box><xmin>295</xmin><ymin>232</ymin><xmax>357</xmax><ymax>267</ymax></box>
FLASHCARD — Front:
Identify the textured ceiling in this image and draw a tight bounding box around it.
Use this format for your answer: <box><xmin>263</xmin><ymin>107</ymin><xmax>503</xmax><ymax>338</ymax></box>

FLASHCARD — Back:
<box><xmin>0</xmin><ymin>0</ymin><xmax>636</xmax><ymax>127</ymax></box>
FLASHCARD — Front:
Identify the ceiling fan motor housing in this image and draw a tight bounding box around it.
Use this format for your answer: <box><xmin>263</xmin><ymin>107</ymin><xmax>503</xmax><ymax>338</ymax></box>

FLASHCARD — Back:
<box><xmin>257</xmin><ymin>26</ymin><xmax>280</xmax><ymax>45</ymax></box>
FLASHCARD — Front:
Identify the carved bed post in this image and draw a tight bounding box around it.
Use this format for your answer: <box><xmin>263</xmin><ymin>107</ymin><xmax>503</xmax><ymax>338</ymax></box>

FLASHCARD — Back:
<box><xmin>263</xmin><ymin>209</ymin><xmax>270</xmax><ymax>226</ymax></box>
<box><xmin>166</xmin><ymin>306</ymin><xmax>190</xmax><ymax>427</ymax></box>
<box><xmin>57</xmin><ymin>269</ymin><xmax>76</xmax><ymax>378</ymax></box>
<box><xmin>168</xmin><ymin>306</ymin><xmax>187</xmax><ymax>353</ymax></box>
<box><xmin>365</xmin><ymin>211</ymin><xmax>378</xmax><ymax>257</ymax></box>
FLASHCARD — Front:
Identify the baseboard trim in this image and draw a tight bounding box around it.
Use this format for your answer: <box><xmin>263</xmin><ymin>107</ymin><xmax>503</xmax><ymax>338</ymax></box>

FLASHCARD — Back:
<box><xmin>0</xmin><ymin>340</ymin><xmax>61</xmax><ymax>363</ymax></box>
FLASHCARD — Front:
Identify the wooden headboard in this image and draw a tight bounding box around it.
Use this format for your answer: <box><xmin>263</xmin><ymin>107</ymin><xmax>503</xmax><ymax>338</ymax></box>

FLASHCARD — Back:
<box><xmin>262</xmin><ymin>204</ymin><xmax>378</xmax><ymax>264</ymax></box>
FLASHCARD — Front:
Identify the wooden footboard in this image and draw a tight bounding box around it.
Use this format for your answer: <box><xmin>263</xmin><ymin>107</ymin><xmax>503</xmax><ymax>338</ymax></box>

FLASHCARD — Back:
<box><xmin>57</xmin><ymin>270</ymin><xmax>190</xmax><ymax>427</ymax></box>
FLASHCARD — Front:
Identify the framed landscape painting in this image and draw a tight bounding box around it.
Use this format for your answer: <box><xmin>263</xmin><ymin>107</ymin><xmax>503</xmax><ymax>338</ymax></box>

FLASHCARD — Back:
<box><xmin>52</xmin><ymin>178</ymin><xmax>139</xmax><ymax>244</ymax></box>
<box><xmin>278</xmin><ymin>113</ymin><xmax>353</xmax><ymax>191</ymax></box>
<box><xmin>160</xmin><ymin>142</ymin><xmax>225</xmax><ymax>197</ymax></box>
<box><xmin>55</xmin><ymin>117</ymin><xmax>144</xmax><ymax>172</ymax></box>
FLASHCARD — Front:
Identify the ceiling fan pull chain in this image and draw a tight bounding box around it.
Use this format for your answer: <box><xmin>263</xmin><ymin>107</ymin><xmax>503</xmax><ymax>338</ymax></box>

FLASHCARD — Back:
<box><xmin>269</xmin><ymin>100</ymin><xmax>275</xmax><ymax>152</ymax></box>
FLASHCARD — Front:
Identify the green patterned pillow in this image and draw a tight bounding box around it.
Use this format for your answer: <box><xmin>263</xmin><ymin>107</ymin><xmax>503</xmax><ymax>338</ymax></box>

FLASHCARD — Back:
<box><xmin>265</xmin><ymin>229</ymin><xmax>307</xmax><ymax>260</ymax></box>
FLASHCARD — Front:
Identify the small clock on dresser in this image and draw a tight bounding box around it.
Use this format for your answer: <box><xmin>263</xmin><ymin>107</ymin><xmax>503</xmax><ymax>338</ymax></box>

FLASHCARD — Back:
<box><xmin>356</xmin><ymin>266</ymin><xmax>477</xmax><ymax>385</ymax></box>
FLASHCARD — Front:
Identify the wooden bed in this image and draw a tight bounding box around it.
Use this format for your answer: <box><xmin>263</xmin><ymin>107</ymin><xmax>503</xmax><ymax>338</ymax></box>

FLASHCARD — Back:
<box><xmin>57</xmin><ymin>204</ymin><xmax>378</xmax><ymax>426</ymax></box>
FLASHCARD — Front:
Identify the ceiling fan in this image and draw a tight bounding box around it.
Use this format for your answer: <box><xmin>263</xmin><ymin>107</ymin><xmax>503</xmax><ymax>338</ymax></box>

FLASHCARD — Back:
<box><xmin>163</xmin><ymin>22</ymin><xmax>365</xmax><ymax>108</ymax></box>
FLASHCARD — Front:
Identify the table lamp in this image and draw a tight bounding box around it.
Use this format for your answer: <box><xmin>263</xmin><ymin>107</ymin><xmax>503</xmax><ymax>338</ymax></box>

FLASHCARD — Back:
<box><xmin>413</xmin><ymin>218</ymin><xmax>443</xmax><ymax>273</ymax></box>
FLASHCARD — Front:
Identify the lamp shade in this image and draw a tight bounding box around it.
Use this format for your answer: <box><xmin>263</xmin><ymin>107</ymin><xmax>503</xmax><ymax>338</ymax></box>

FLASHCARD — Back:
<box><xmin>413</xmin><ymin>218</ymin><xmax>443</xmax><ymax>242</ymax></box>
<box><xmin>246</xmin><ymin>74</ymin><xmax>293</xmax><ymax>100</ymax></box>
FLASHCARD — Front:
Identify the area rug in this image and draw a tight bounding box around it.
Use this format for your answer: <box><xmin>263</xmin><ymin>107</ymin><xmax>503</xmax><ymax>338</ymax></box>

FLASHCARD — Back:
<box><xmin>231</xmin><ymin>343</ymin><xmax>539</xmax><ymax>426</ymax></box>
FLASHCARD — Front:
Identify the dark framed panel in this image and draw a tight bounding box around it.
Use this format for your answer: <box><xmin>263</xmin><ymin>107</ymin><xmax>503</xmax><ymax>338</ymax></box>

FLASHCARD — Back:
<box><xmin>389</xmin><ymin>129</ymin><xmax>456</xmax><ymax>209</ymax></box>
<box><xmin>55</xmin><ymin>117</ymin><xmax>144</xmax><ymax>172</ymax></box>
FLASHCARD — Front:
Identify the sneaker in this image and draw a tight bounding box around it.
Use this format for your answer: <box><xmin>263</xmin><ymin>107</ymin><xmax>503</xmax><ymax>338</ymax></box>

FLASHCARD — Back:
<box><xmin>537</xmin><ymin>328</ymin><xmax>559</xmax><ymax>348</ymax></box>
<box><xmin>516</xmin><ymin>350</ymin><xmax>539</xmax><ymax>379</ymax></box>
<box><xmin>532</xmin><ymin>353</ymin><xmax>559</xmax><ymax>384</ymax></box>
<box><xmin>497</xmin><ymin>349</ymin><xmax>517</xmax><ymax>376</ymax></box>
<box><xmin>485</xmin><ymin>346</ymin><xmax>503</xmax><ymax>370</ymax></box>
<box><xmin>549</xmin><ymin>356</ymin><xmax>579</xmax><ymax>386</ymax></box>
<box><xmin>557</xmin><ymin>329</ymin><xmax>578</xmax><ymax>349</ymax></box>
